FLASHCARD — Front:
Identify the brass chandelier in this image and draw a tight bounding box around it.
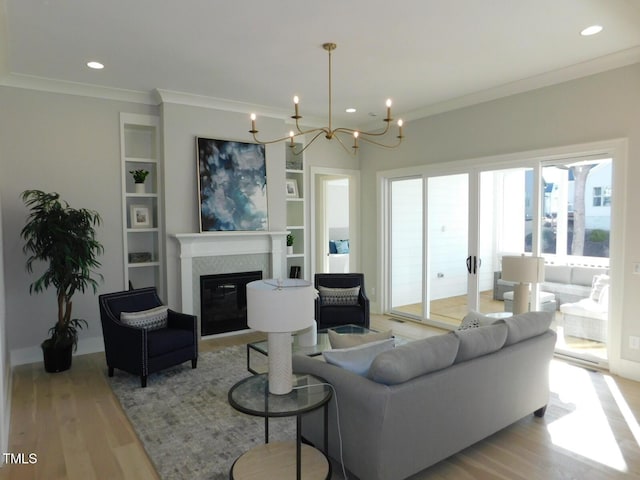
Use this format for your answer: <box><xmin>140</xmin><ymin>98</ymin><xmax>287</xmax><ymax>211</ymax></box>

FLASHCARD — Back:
<box><xmin>249</xmin><ymin>42</ymin><xmax>404</xmax><ymax>155</ymax></box>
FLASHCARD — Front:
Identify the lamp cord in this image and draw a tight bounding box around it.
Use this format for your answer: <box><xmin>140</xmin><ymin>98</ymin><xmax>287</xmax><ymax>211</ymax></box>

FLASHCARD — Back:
<box><xmin>292</xmin><ymin>382</ymin><xmax>348</xmax><ymax>480</ymax></box>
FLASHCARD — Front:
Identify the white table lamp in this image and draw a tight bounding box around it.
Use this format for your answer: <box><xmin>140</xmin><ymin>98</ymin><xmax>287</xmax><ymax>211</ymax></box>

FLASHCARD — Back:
<box><xmin>246</xmin><ymin>279</ymin><xmax>315</xmax><ymax>395</ymax></box>
<box><xmin>501</xmin><ymin>255</ymin><xmax>545</xmax><ymax>314</ymax></box>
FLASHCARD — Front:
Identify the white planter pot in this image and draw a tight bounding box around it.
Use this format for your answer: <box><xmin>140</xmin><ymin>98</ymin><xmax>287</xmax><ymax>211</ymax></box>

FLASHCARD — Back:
<box><xmin>135</xmin><ymin>183</ymin><xmax>146</xmax><ymax>194</ymax></box>
<box><xmin>287</xmin><ymin>246</ymin><xmax>294</xmax><ymax>255</ymax></box>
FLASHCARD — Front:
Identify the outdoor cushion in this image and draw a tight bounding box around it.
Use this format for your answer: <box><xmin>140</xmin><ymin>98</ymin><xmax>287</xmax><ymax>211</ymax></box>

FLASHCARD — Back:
<box><xmin>544</xmin><ymin>265</ymin><xmax>572</xmax><ymax>284</ymax></box>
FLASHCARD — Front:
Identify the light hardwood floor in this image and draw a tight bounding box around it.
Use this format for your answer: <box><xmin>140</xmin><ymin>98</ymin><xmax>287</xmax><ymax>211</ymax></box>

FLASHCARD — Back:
<box><xmin>1</xmin><ymin>318</ymin><xmax>639</xmax><ymax>479</ymax></box>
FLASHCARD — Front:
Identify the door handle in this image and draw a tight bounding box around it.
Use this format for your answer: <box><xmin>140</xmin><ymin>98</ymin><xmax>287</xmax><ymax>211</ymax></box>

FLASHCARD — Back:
<box><xmin>467</xmin><ymin>255</ymin><xmax>481</xmax><ymax>274</ymax></box>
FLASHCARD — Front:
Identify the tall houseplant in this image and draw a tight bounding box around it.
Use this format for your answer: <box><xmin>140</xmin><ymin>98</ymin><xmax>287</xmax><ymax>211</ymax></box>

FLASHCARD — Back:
<box><xmin>21</xmin><ymin>190</ymin><xmax>104</xmax><ymax>372</ymax></box>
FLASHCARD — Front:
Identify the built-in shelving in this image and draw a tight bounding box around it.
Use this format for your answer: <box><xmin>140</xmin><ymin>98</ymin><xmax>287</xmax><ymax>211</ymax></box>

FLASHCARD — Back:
<box><xmin>120</xmin><ymin>113</ymin><xmax>164</xmax><ymax>296</ymax></box>
<box><xmin>285</xmin><ymin>145</ymin><xmax>307</xmax><ymax>279</ymax></box>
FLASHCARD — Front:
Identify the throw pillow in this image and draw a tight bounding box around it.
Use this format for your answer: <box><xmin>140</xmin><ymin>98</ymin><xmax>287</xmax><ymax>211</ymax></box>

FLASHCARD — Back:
<box><xmin>590</xmin><ymin>274</ymin><xmax>610</xmax><ymax>302</ymax></box>
<box><xmin>459</xmin><ymin>311</ymin><xmax>507</xmax><ymax>330</ymax></box>
<box><xmin>458</xmin><ymin>316</ymin><xmax>480</xmax><ymax>330</ymax></box>
<box><xmin>334</xmin><ymin>239</ymin><xmax>350</xmax><ymax>254</ymax></box>
<box><xmin>503</xmin><ymin>311</ymin><xmax>552</xmax><ymax>346</ymax></box>
<box><xmin>453</xmin><ymin>322</ymin><xmax>508</xmax><ymax>363</ymax></box>
<box><xmin>318</xmin><ymin>286</ymin><xmax>360</xmax><ymax>306</ymax></box>
<box><xmin>367</xmin><ymin>333</ymin><xmax>460</xmax><ymax>385</ymax></box>
<box><xmin>322</xmin><ymin>338</ymin><xmax>395</xmax><ymax>376</ymax></box>
<box><xmin>328</xmin><ymin>329</ymin><xmax>393</xmax><ymax>349</ymax></box>
<box><xmin>120</xmin><ymin>306</ymin><xmax>168</xmax><ymax>331</ymax></box>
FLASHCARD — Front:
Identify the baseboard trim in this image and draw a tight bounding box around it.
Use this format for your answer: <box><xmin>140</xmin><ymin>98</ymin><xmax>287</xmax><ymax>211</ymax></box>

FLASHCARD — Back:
<box><xmin>10</xmin><ymin>336</ymin><xmax>105</xmax><ymax>367</ymax></box>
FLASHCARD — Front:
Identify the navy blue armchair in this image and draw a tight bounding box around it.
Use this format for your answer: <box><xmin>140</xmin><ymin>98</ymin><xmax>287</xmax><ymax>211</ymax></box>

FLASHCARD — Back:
<box><xmin>314</xmin><ymin>273</ymin><xmax>370</xmax><ymax>330</ymax></box>
<box><xmin>99</xmin><ymin>287</ymin><xmax>198</xmax><ymax>387</ymax></box>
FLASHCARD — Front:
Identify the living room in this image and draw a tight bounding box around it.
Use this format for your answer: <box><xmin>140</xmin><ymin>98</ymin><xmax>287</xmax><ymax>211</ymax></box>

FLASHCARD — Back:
<box><xmin>1</xmin><ymin>1</ymin><xmax>640</xmax><ymax>478</ymax></box>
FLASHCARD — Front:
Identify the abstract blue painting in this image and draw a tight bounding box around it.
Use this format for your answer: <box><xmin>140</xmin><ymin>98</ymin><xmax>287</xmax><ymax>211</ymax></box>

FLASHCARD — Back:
<box><xmin>197</xmin><ymin>138</ymin><xmax>268</xmax><ymax>231</ymax></box>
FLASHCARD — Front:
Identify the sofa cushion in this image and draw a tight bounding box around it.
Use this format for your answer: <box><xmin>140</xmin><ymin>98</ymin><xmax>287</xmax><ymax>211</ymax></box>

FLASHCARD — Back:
<box><xmin>367</xmin><ymin>333</ymin><xmax>460</xmax><ymax>385</ymax></box>
<box><xmin>328</xmin><ymin>329</ymin><xmax>392</xmax><ymax>349</ymax></box>
<box><xmin>318</xmin><ymin>286</ymin><xmax>360</xmax><ymax>305</ymax></box>
<box><xmin>571</xmin><ymin>266</ymin><xmax>607</xmax><ymax>287</ymax></box>
<box><xmin>544</xmin><ymin>265</ymin><xmax>572</xmax><ymax>284</ymax></box>
<box><xmin>147</xmin><ymin>328</ymin><xmax>194</xmax><ymax>357</ymax></box>
<box><xmin>503</xmin><ymin>311</ymin><xmax>553</xmax><ymax>346</ymax></box>
<box><xmin>120</xmin><ymin>305</ymin><xmax>168</xmax><ymax>331</ymax></box>
<box><xmin>454</xmin><ymin>322</ymin><xmax>508</xmax><ymax>363</ymax></box>
<box><xmin>323</xmin><ymin>338</ymin><xmax>394</xmax><ymax>376</ymax></box>
<box><xmin>560</xmin><ymin>298</ymin><xmax>608</xmax><ymax>319</ymax></box>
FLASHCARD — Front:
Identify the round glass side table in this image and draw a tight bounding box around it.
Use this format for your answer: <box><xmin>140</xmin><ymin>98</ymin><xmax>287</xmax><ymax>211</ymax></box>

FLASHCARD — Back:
<box><xmin>228</xmin><ymin>373</ymin><xmax>332</xmax><ymax>480</ymax></box>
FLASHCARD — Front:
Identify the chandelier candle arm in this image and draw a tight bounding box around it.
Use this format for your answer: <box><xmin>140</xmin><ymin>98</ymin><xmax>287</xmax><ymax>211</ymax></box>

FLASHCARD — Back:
<box><xmin>248</xmin><ymin>42</ymin><xmax>405</xmax><ymax>155</ymax></box>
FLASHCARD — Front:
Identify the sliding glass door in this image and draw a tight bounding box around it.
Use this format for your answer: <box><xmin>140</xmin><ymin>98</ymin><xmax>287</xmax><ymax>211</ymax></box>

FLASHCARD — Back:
<box><xmin>389</xmin><ymin>173</ymin><xmax>469</xmax><ymax>328</ymax></box>
<box><xmin>385</xmin><ymin>154</ymin><xmax>612</xmax><ymax>366</ymax></box>
<box><xmin>389</xmin><ymin>177</ymin><xmax>424</xmax><ymax>318</ymax></box>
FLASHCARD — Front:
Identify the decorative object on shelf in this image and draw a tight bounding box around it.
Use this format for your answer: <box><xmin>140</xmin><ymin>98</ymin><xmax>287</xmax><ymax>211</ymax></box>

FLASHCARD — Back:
<box><xmin>285</xmin><ymin>178</ymin><xmax>299</xmax><ymax>198</ymax></box>
<box><xmin>286</xmin><ymin>155</ymin><xmax>303</xmax><ymax>170</ymax></box>
<box><xmin>249</xmin><ymin>42</ymin><xmax>404</xmax><ymax>156</ymax></box>
<box><xmin>130</xmin><ymin>205</ymin><xmax>151</xmax><ymax>229</ymax></box>
<box><xmin>289</xmin><ymin>265</ymin><xmax>301</xmax><ymax>279</ymax></box>
<box><xmin>128</xmin><ymin>252</ymin><xmax>153</xmax><ymax>263</ymax></box>
<box><xmin>246</xmin><ymin>279</ymin><xmax>315</xmax><ymax>394</ymax></box>
<box><xmin>286</xmin><ymin>233</ymin><xmax>295</xmax><ymax>255</ymax></box>
<box><xmin>20</xmin><ymin>190</ymin><xmax>104</xmax><ymax>373</ymax></box>
<box><xmin>196</xmin><ymin>137</ymin><xmax>268</xmax><ymax>232</ymax></box>
<box><xmin>130</xmin><ymin>169</ymin><xmax>150</xmax><ymax>194</ymax></box>
<box><xmin>501</xmin><ymin>255</ymin><xmax>545</xmax><ymax>314</ymax></box>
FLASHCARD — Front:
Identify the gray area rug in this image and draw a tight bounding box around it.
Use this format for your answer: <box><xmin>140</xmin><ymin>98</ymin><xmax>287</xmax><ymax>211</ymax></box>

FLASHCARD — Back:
<box><xmin>109</xmin><ymin>345</ymin><xmax>298</xmax><ymax>480</ymax></box>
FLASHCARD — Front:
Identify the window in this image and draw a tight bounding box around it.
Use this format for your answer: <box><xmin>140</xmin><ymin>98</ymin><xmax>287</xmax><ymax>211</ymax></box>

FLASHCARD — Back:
<box><xmin>593</xmin><ymin>186</ymin><xmax>611</xmax><ymax>207</ymax></box>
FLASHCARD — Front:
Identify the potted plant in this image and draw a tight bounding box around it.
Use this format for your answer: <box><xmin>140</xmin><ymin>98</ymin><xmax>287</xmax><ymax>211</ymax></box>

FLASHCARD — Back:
<box><xmin>129</xmin><ymin>169</ymin><xmax>150</xmax><ymax>193</ymax></box>
<box><xmin>286</xmin><ymin>233</ymin><xmax>295</xmax><ymax>255</ymax></box>
<box><xmin>20</xmin><ymin>190</ymin><xmax>104</xmax><ymax>373</ymax></box>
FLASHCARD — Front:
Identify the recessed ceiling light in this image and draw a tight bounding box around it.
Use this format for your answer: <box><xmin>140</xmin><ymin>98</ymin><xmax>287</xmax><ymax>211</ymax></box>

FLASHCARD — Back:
<box><xmin>345</xmin><ymin>107</ymin><xmax>356</xmax><ymax>113</ymax></box>
<box><xmin>580</xmin><ymin>25</ymin><xmax>603</xmax><ymax>36</ymax></box>
<box><xmin>87</xmin><ymin>61</ymin><xmax>104</xmax><ymax>70</ymax></box>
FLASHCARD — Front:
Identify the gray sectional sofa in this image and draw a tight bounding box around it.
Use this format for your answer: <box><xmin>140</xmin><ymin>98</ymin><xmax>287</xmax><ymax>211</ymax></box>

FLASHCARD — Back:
<box><xmin>293</xmin><ymin>312</ymin><xmax>556</xmax><ymax>480</ymax></box>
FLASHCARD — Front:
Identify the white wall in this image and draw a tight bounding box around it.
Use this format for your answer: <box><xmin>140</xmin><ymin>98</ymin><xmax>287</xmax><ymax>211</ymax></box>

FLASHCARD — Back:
<box><xmin>160</xmin><ymin>101</ymin><xmax>289</xmax><ymax>309</ymax></box>
<box><xmin>0</xmin><ymin>86</ymin><xmax>156</xmax><ymax>364</ymax></box>
<box><xmin>360</xmin><ymin>63</ymin><xmax>640</xmax><ymax>378</ymax></box>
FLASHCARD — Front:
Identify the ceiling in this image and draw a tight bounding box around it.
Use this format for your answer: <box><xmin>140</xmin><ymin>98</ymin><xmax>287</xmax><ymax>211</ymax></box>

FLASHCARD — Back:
<box><xmin>2</xmin><ymin>0</ymin><xmax>640</xmax><ymax>127</ymax></box>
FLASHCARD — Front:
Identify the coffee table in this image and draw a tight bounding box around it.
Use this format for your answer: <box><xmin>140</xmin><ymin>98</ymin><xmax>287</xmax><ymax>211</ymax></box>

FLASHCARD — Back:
<box><xmin>247</xmin><ymin>324</ymin><xmax>384</xmax><ymax>374</ymax></box>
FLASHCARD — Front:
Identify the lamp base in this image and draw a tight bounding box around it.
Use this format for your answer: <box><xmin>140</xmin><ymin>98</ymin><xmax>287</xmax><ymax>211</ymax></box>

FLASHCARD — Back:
<box><xmin>297</xmin><ymin>320</ymin><xmax>317</xmax><ymax>347</ymax></box>
<box><xmin>512</xmin><ymin>283</ymin><xmax>530</xmax><ymax>315</ymax></box>
<box><xmin>267</xmin><ymin>332</ymin><xmax>293</xmax><ymax>395</ymax></box>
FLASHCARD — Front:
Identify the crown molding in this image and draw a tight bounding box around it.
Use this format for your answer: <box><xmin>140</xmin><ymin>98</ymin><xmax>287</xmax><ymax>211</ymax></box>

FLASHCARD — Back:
<box><xmin>2</xmin><ymin>45</ymin><xmax>638</xmax><ymax>125</ymax></box>
<box><xmin>399</xmin><ymin>46</ymin><xmax>640</xmax><ymax>124</ymax></box>
<box><xmin>154</xmin><ymin>89</ymin><xmax>327</xmax><ymax>127</ymax></box>
<box><xmin>0</xmin><ymin>72</ymin><xmax>156</xmax><ymax>104</ymax></box>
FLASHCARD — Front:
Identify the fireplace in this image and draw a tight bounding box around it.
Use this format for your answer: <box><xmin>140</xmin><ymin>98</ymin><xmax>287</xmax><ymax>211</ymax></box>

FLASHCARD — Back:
<box><xmin>200</xmin><ymin>271</ymin><xmax>262</xmax><ymax>336</ymax></box>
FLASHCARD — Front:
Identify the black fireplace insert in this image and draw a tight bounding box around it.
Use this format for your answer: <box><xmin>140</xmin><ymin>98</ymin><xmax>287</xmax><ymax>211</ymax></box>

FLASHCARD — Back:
<box><xmin>200</xmin><ymin>270</ymin><xmax>262</xmax><ymax>336</ymax></box>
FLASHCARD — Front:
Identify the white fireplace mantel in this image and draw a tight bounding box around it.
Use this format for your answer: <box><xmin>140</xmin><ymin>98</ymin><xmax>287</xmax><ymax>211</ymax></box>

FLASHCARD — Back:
<box><xmin>173</xmin><ymin>231</ymin><xmax>288</xmax><ymax>314</ymax></box>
